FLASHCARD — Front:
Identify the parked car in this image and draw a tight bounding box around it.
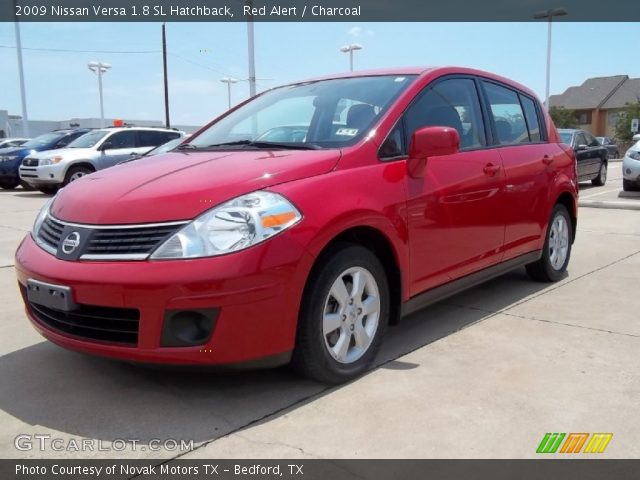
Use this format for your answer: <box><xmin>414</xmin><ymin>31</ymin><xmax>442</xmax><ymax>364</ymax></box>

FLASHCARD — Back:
<box><xmin>596</xmin><ymin>136</ymin><xmax>620</xmax><ymax>159</ymax></box>
<box><xmin>117</xmin><ymin>135</ymin><xmax>190</xmax><ymax>164</ymax></box>
<box><xmin>0</xmin><ymin>138</ymin><xmax>30</xmax><ymax>149</ymax></box>
<box><xmin>622</xmin><ymin>140</ymin><xmax>640</xmax><ymax>191</ymax></box>
<box><xmin>558</xmin><ymin>129</ymin><xmax>608</xmax><ymax>186</ymax></box>
<box><xmin>0</xmin><ymin>129</ymin><xmax>92</xmax><ymax>190</ymax></box>
<box><xmin>15</xmin><ymin>67</ymin><xmax>578</xmax><ymax>384</ymax></box>
<box><xmin>19</xmin><ymin>127</ymin><xmax>183</xmax><ymax>194</ymax></box>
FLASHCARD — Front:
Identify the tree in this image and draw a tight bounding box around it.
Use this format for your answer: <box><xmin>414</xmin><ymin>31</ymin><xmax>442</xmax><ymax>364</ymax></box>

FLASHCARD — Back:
<box><xmin>549</xmin><ymin>106</ymin><xmax>579</xmax><ymax>129</ymax></box>
<box><xmin>614</xmin><ymin>102</ymin><xmax>640</xmax><ymax>141</ymax></box>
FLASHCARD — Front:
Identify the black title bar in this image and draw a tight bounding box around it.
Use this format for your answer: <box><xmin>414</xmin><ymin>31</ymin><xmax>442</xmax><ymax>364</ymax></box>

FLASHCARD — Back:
<box><xmin>1</xmin><ymin>0</ymin><xmax>639</xmax><ymax>22</ymax></box>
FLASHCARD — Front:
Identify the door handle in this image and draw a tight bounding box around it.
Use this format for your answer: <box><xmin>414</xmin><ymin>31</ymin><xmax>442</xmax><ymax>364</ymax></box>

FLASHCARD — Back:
<box><xmin>542</xmin><ymin>155</ymin><xmax>554</xmax><ymax>166</ymax></box>
<box><xmin>483</xmin><ymin>163</ymin><xmax>500</xmax><ymax>176</ymax></box>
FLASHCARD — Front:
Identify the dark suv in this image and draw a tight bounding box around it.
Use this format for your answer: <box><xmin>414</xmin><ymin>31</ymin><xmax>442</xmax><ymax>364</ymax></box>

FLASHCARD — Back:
<box><xmin>558</xmin><ymin>129</ymin><xmax>608</xmax><ymax>186</ymax></box>
<box><xmin>0</xmin><ymin>129</ymin><xmax>92</xmax><ymax>190</ymax></box>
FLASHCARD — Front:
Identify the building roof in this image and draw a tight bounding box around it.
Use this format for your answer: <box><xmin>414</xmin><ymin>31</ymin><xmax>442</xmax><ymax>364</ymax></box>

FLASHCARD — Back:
<box><xmin>601</xmin><ymin>78</ymin><xmax>640</xmax><ymax>109</ymax></box>
<box><xmin>549</xmin><ymin>75</ymin><xmax>640</xmax><ymax>110</ymax></box>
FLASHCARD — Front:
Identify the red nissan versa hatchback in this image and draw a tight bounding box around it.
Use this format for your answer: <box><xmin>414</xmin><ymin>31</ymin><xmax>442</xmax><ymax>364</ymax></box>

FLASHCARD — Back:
<box><xmin>15</xmin><ymin>67</ymin><xmax>578</xmax><ymax>383</ymax></box>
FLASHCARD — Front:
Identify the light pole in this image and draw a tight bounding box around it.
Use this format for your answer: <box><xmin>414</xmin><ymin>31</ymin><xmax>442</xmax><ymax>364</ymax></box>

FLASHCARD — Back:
<box><xmin>245</xmin><ymin>0</ymin><xmax>257</xmax><ymax>98</ymax></box>
<box><xmin>340</xmin><ymin>44</ymin><xmax>363</xmax><ymax>72</ymax></box>
<box><xmin>14</xmin><ymin>21</ymin><xmax>29</xmax><ymax>137</ymax></box>
<box><xmin>220</xmin><ymin>77</ymin><xmax>238</xmax><ymax>110</ymax></box>
<box><xmin>87</xmin><ymin>61</ymin><xmax>111</xmax><ymax>127</ymax></box>
<box><xmin>534</xmin><ymin>8</ymin><xmax>568</xmax><ymax>107</ymax></box>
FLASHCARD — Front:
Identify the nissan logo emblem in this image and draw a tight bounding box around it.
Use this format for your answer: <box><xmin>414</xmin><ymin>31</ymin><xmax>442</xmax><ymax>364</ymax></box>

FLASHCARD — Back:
<box><xmin>61</xmin><ymin>232</ymin><xmax>81</xmax><ymax>254</ymax></box>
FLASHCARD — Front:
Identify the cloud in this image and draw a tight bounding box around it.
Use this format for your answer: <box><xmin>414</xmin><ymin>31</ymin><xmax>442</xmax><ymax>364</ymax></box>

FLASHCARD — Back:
<box><xmin>347</xmin><ymin>26</ymin><xmax>374</xmax><ymax>37</ymax></box>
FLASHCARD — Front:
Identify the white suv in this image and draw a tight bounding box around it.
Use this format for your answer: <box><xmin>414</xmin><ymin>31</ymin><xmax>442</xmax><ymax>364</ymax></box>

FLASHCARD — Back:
<box><xmin>20</xmin><ymin>127</ymin><xmax>183</xmax><ymax>194</ymax></box>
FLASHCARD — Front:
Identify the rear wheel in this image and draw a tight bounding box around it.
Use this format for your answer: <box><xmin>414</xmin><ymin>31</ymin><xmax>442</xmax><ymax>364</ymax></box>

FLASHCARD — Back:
<box><xmin>292</xmin><ymin>244</ymin><xmax>389</xmax><ymax>384</ymax></box>
<box><xmin>526</xmin><ymin>204</ymin><xmax>572</xmax><ymax>282</ymax></box>
<box><xmin>63</xmin><ymin>166</ymin><xmax>93</xmax><ymax>186</ymax></box>
<box><xmin>623</xmin><ymin>179</ymin><xmax>639</xmax><ymax>192</ymax></box>
<box><xmin>591</xmin><ymin>161</ymin><xmax>607</xmax><ymax>186</ymax></box>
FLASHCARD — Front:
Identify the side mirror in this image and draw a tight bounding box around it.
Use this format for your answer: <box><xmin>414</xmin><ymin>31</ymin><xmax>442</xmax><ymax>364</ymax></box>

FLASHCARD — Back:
<box><xmin>575</xmin><ymin>144</ymin><xmax>588</xmax><ymax>151</ymax></box>
<box><xmin>100</xmin><ymin>141</ymin><xmax>114</xmax><ymax>151</ymax></box>
<box><xmin>407</xmin><ymin>126</ymin><xmax>460</xmax><ymax>178</ymax></box>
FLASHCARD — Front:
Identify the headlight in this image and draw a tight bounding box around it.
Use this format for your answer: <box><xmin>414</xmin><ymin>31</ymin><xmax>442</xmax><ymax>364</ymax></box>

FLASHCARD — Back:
<box><xmin>32</xmin><ymin>197</ymin><xmax>55</xmax><ymax>238</ymax></box>
<box><xmin>627</xmin><ymin>151</ymin><xmax>640</xmax><ymax>160</ymax></box>
<box><xmin>38</xmin><ymin>156</ymin><xmax>63</xmax><ymax>166</ymax></box>
<box><xmin>151</xmin><ymin>191</ymin><xmax>302</xmax><ymax>259</ymax></box>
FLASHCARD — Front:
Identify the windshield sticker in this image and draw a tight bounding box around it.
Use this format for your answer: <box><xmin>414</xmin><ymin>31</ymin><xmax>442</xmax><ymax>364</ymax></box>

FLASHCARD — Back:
<box><xmin>336</xmin><ymin>128</ymin><xmax>359</xmax><ymax>136</ymax></box>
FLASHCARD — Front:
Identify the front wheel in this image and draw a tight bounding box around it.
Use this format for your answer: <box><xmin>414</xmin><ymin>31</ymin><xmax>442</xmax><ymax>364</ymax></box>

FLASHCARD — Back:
<box><xmin>292</xmin><ymin>244</ymin><xmax>389</xmax><ymax>384</ymax></box>
<box><xmin>38</xmin><ymin>185</ymin><xmax>59</xmax><ymax>195</ymax></box>
<box><xmin>63</xmin><ymin>166</ymin><xmax>93</xmax><ymax>186</ymax></box>
<box><xmin>526</xmin><ymin>204</ymin><xmax>572</xmax><ymax>282</ymax></box>
<box><xmin>623</xmin><ymin>179</ymin><xmax>639</xmax><ymax>192</ymax></box>
<box><xmin>591</xmin><ymin>161</ymin><xmax>607</xmax><ymax>186</ymax></box>
<box><xmin>0</xmin><ymin>179</ymin><xmax>19</xmax><ymax>190</ymax></box>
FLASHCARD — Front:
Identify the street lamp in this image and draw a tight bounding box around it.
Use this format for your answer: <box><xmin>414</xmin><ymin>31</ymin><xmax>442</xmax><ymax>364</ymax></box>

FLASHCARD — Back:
<box><xmin>340</xmin><ymin>44</ymin><xmax>363</xmax><ymax>72</ymax></box>
<box><xmin>87</xmin><ymin>61</ymin><xmax>112</xmax><ymax>127</ymax></box>
<box><xmin>220</xmin><ymin>77</ymin><xmax>239</xmax><ymax>110</ymax></box>
<box><xmin>534</xmin><ymin>7</ymin><xmax>568</xmax><ymax>107</ymax></box>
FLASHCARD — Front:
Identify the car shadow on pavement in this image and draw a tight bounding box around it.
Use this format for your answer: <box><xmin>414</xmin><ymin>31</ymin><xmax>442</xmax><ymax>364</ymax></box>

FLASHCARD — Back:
<box><xmin>0</xmin><ymin>267</ymin><xmax>551</xmax><ymax>449</ymax></box>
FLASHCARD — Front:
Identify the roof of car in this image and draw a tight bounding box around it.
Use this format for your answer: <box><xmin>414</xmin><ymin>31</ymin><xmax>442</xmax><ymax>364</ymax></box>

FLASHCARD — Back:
<box><xmin>284</xmin><ymin>66</ymin><xmax>539</xmax><ymax>99</ymax></box>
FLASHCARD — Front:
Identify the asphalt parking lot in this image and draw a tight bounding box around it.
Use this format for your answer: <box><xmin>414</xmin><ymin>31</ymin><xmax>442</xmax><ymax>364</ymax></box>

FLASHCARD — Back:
<box><xmin>0</xmin><ymin>162</ymin><xmax>638</xmax><ymax>460</ymax></box>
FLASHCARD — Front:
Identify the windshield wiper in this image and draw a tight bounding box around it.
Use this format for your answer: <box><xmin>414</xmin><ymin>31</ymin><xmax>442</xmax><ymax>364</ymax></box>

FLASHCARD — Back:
<box><xmin>205</xmin><ymin>140</ymin><xmax>321</xmax><ymax>150</ymax></box>
<box><xmin>176</xmin><ymin>143</ymin><xmax>198</xmax><ymax>150</ymax></box>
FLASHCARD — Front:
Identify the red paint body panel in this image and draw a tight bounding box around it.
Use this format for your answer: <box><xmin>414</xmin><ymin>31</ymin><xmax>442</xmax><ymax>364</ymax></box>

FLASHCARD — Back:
<box><xmin>15</xmin><ymin>66</ymin><xmax>578</xmax><ymax>366</ymax></box>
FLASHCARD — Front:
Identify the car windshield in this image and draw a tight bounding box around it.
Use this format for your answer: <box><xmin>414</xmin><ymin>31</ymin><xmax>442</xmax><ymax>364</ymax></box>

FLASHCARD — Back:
<box><xmin>559</xmin><ymin>132</ymin><xmax>573</xmax><ymax>144</ymax></box>
<box><xmin>68</xmin><ymin>130</ymin><xmax>109</xmax><ymax>148</ymax></box>
<box><xmin>22</xmin><ymin>132</ymin><xmax>66</xmax><ymax>148</ymax></box>
<box><xmin>146</xmin><ymin>137</ymin><xmax>184</xmax><ymax>156</ymax></box>
<box><xmin>188</xmin><ymin>75</ymin><xmax>416</xmax><ymax>150</ymax></box>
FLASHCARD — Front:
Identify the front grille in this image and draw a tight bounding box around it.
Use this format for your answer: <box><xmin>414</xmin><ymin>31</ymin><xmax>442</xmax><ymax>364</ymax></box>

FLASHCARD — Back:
<box><xmin>21</xmin><ymin>285</ymin><xmax>140</xmax><ymax>345</ymax></box>
<box><xmin>23</xmin><ymin>157</ymin><xmax>39</xmax><ymax>167</ymax></box>
<box><xmin>36</xmin><ymin>214</ymin><xmax>185</xmax><ymax>260</ymax></box>
<box><xmin>38</xmin><ymin>216</ymin><xmax>65</xmax><ymax>251</ymax></box>
<box><xmin>85</xmin><ymin>225</ymin><xmax>181</xmax><ymax>256</ymax></box>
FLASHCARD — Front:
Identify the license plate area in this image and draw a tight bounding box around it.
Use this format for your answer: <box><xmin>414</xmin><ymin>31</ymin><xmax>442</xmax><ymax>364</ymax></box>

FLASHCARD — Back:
<box><xmin>26</xmin><ymin>279</ymin><xmax>78</xmax><ymax>312</ymax></box>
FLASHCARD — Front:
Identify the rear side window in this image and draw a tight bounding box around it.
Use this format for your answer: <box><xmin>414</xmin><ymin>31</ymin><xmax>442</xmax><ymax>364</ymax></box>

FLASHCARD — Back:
<box><xmin>138</xmin><ymin>130</ymin><xmax>180</xmax><ymax>147</ymax></box>
<box><xmin>108</xmin><ymin>131</ymin><xmax>138</xmax><ymax>149</ymax></box>
<box><xmin>403</xmin><ymin>78</ymin><xmax>486</xmax><ymax>151</ymax></box>
<box><xmin>483</xmin><ymin>82</ymin><xmax>529</xmax><ymax>145</ymax></box>
<box><xmin>519</xmin><ymin>95</ymin><xmax>542</xmax><ymax>142</ymax></box>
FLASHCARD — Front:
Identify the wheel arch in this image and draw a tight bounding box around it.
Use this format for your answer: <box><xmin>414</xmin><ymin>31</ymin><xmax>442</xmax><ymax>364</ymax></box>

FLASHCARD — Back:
<box><xmin>555</xmin><ymin>191</ymin><xmax>577</xmax><ymax>243</ymax></box>
<box><xmin>305</xmin><ymin>225</ymin><xmax>404</xmax><ymax>326</ymax></box>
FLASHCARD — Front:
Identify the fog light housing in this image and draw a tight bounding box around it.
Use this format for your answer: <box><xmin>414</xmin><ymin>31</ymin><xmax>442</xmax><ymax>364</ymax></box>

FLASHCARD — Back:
<box><xmin>161</xmin><ymin>309</ymin><xmax>219</xmax><ymax>347</ymax></box>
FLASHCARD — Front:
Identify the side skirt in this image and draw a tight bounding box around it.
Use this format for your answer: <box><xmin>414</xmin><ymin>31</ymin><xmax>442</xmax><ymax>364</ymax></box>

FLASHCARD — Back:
<box><xmin>400</xmin><ymin>250</ymin><xmax>542</xmax><ymax>318</ymax></box>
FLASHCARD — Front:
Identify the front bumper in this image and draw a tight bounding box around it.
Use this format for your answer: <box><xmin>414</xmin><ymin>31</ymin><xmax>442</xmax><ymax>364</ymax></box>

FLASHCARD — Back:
<box><xmin>19</xmin><ymin>164</ymin><xmax>66</xmax><ymax>186</ymax></box>
<box><xmin>15</xmin><ymin>233</ymin><xmax>314</xmax><ymax>366</ymax></box>
<box><xmin>622</xmin><ymin>155</ymin><xmax>640</xmax><ymax>183</ymax></box>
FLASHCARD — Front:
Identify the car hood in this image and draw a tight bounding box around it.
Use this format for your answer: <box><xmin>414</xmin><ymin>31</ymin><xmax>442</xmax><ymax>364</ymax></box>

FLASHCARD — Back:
<box><xmin>52</xmin><ymin>149</ymin><xmax>340</xmax><ymax>224</ymax></box>
<box><xmin>29</xmin><ymin>147</ymin><xmax>95</xmax><ymax>161</ymax></box>
<box><xmin>0</xmin><ymin>146</ymin><xmax>36</xmax><ymax>157</ymax></box>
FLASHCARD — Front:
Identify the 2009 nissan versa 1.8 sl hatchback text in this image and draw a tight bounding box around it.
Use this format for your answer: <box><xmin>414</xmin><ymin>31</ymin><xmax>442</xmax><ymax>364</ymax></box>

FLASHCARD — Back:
<box><xmin>16</xmin><ymin>67</ymin><xmax>578</xmax><ymax>383</ymax></box>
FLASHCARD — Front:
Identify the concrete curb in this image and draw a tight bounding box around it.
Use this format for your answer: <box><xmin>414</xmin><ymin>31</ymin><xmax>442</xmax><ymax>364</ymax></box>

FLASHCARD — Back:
<box><xmin>579</xmin><ymin>200</ymin><xmax>640</xmax><ymax>211</ymax></box>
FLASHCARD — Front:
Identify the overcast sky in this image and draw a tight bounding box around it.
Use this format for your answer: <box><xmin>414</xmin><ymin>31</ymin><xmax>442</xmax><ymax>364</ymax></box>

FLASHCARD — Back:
<box><xmin>0</xmin><ymin>22</ymin><xmax>637</xmax><ymax>127</ymax></box>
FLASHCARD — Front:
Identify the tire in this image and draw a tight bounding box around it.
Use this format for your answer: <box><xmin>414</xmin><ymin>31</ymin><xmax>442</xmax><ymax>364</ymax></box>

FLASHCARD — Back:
<box><xmin>0</xmin><ymin>180</ymin><xmax>19</xmax><ymax>190</ymax></box>
<box><xmin>526</xmin><ymin>204</ymin><xmax>572</xmax><ymax>282</ymax></box>
<box><xmin>591</xmin><ymin>160</ymin><xmax>607</xmax><ymax>186</ymax></box>
<box><xmin>38</xmin><ymin>185</ymin><xmax>59</xmax><ymax>195</ymax></box>
<box><xmin>292</xmin><ymin>244</ymin><xmax>389</xmax><ymax>384</ymax></box>
<box><xmin>20</xmin><ymin>181</ymin><xmax>35</xmax><ymax>191</ymax></box>
<box><xmin>623</xmin><ymin>179</ymin><xmax>640</xmax><ymax>192</ymax></box>
<box><xmin>63</xmin><ymin>166</ymin><xmax>92</xmax><ymax>186</ymax></box>
<box><xmin>613</xmin><ymin>151</ymin><xmax>619</xmax><ymax>159</ymax></box>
